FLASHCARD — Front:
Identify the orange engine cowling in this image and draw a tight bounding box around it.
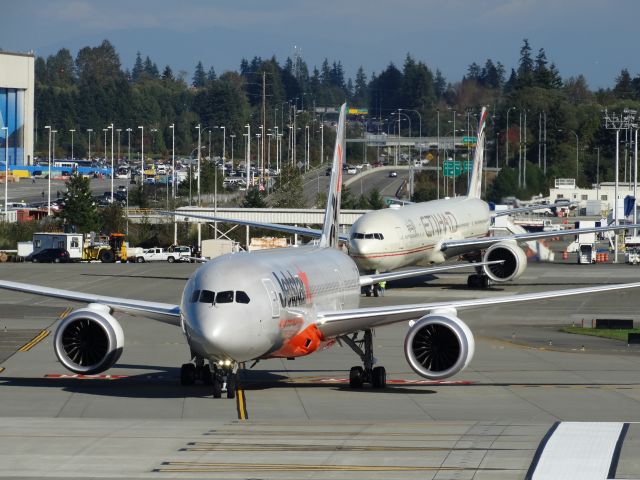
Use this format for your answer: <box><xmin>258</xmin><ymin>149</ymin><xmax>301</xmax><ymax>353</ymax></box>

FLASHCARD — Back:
<box><xmin>53</xmin><ymin>305</ymin><xmax>124</xmax><ymax>374</ymax></box>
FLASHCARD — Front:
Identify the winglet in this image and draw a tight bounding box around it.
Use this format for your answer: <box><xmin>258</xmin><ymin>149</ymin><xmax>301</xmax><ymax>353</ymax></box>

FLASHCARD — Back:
<box><xmin>319</xmin><ymin>103</ymin><xmax>347</xmax><ymax>248</ymax></box>
<box><xmin>467</xmin><ymin>106</ymin><xmax>488</xmax><ymax>199</ymax></box>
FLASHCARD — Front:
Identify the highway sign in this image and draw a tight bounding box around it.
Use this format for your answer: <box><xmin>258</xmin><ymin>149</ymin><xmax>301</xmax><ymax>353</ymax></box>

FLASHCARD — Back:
<box><xmin>443</xmin><ymin>160</ymin><xmax>462</xmax><ymax>177</ymax></box>
<box><xmin>462</xmin><ymin>136</ymin><xmax>477</xmax><ymax>144</ymax></box>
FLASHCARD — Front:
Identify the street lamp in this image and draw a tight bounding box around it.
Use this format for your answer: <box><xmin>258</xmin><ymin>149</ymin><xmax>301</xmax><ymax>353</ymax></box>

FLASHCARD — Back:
<box><xmin>2</xmin><ymin>126</ymin><xmax>8</xmax><ymax>214</ymax></box>
<box><xmin>245</xmin><ymin>124</ymin><xmax>250</xmax><ymax>190</ymax></box>
<box><xmin>400</xmin><ymin>108</ymin><xmax>422</xmax><ymax>163</ymax></box>
<box><xmin>51</xmin><ymin>129</ymin><xmax>57</xmax><ymax>214</ymax></box>
<box><xmin>45</xmin><ymin>126</ymin><xmax>52</xmax><ymax>215</ymax></box>
<box><xmin>506</xmin><ymin>106</ymin><xmax>516</xmax><ymax>167</ymax></box>
<box><xmin>108</xmin><ymin>123</ymin><xmax>114</xmax><ymax>203</ymax></box>
<box><xmin>195</xmin><ymin>124</ymin><xmax>202</xmax><ymax>205</ymax></box>
<box><xmin>116</xmin><ymin>128</ymin><xmax>122</xmax><ymax>163</ymax></box>
<box><xmin>69</xmin><ymin>129</ymin><xmax>75</xmax><ymax>160</ymax></box>
<box><xmin>216</xmin><ymin>125</ymin><xmax>226</xmax><ymax>163</ymax></box>
<box><xmin>138</xmin><ymin>126</ymin><xmax>144</xmax><ymax>185</ymax></box>
<box><xmin>169</xmin><ymin>124</ymin><xmax>175</xmax><ymax>199</ymax></box>
<box><xmin>103</xmin><ymin>128</ymin><xmax>108</xmax><ymax>160</ymax></box>
<box><xmin>86</xmin><ymin>129</ymin><xmax>93</xmax><ymax>161</ymax></box>
<box><xmin>229</xmin><ymin>134</ymin><xmax>236</xmax><ymax>171</ymax></box>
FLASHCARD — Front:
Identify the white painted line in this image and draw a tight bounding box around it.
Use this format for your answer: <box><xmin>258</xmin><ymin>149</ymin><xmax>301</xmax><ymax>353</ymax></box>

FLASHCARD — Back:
<box><xmin>530</xmin><ymin>422</ymin><xmax>624</xmax><ymax>480</ymax></box>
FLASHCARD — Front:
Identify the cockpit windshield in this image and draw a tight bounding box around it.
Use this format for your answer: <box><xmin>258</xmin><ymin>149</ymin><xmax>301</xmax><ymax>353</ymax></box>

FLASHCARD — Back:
<box><xmin>190</xmin><ymin>289</ymin><xmax>251</xmax><ymax>304</ymax></box>
<box><xmin>352</xmin><ymin>232</ymin><xmax>384</xmax><ymax>240</ymax></box>
<box><xmin>216</xmin><ymin>291</ymin><xmax>234</xmax><ymax>303</ymax></box>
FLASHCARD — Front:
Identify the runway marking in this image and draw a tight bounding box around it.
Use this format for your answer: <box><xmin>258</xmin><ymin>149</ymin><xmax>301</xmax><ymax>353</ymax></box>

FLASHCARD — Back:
<box><xmin>526</xmin><ymin>422</ymin><xmax>628</xmax><ymax>480</ymax></box>
<box><xmin>18</xmin><ymin>329</ymin><xmax>50</xmax><ymax>352</ymax></box>
<box><xmin>235</xmin><ymin>387</ymin><xmax>248</xmax><ymax>420</ymax></box>
<box><xmin>154</xmin><ymin>461</ymin><xmax>516</xmax><ymax>473</ymax></box>
<box><xmin>182</xmin><ymin>441</ymin><xmax>530</xmax><ymax>452</ymax></box>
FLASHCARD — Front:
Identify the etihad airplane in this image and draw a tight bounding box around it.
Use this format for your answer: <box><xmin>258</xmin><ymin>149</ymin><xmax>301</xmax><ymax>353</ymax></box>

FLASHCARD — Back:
<box><xmin>183</xmin><ymin>107</ymin><xmax>634</xmax><ymax>291</ymax></box>
<box><xmin>1</xmin><ymin>104</ymin><xmax>639</xmax><ymax>398</ymax></box>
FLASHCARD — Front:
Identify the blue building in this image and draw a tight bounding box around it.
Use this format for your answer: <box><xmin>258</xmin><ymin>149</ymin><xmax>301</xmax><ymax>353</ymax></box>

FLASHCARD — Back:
<box><xmin>0</xmin><ymin>51</ymin><xmax>34</xmax><ymax>166</ymax></box>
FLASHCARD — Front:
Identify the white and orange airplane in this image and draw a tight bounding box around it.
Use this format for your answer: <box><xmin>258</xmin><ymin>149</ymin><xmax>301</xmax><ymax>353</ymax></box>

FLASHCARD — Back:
<box><xmin>1</xmin><ymin>104</ymin><xmax>638</xmax><ymax>398</ymax></box>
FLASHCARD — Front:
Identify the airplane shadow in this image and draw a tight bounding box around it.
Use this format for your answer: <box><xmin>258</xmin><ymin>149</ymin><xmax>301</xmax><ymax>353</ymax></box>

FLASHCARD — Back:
<box><xmin>0</xmin><ymin>366</ymin><xmax>439</xmax><ymax>398</ymax></box>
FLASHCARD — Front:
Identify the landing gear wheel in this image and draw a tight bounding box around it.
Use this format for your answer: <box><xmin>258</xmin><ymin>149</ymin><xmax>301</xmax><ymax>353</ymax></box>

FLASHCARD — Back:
<box><xmin>212</xmin><ymin>371</ymin><xmax>223</xmax><ymax>398</ymax></box>
<box><xmin>180</xmin><ymin>363</ymin><xmax>196</xmax><ymax>385</ymax></box>
<box><xmin>349</xmin><ymin>366</ymin><xmax>364</xmax><ymax>388</ymax></box>
<box><xmin>371</xmin><ymin>366</ymin><xmax>386</xmax><ymax>389</ymax></box>
<box><xmin>197</xmin><ymin>365</ymin><xmax>212</xmax><ymax>385</ymax></box>
<box><xmin>226</xmin><ymin>372</ymin><xmax>237</xmax><ymax>399</ymax></box>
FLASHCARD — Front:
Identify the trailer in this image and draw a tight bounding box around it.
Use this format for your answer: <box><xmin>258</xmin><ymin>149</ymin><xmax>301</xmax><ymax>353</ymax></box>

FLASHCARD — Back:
<box><xmin>575</xmin><ymin>221</ymin><xmax>599</xmax><ymax>264</ymax></box>
<box><xmin>32</xmin><ymin>233</ymin><xmax>83</xmax><ymax>261</ymax></box>
<box><xmin>625</xmin><ymin>236</ymin><xmax>640</xmax><ymax>265</ymax></box>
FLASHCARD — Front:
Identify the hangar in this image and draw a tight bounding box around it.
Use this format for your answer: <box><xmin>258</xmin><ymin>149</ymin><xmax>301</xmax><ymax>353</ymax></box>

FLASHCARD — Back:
<box><xmin>0</xmin><ymin>51</ymin><xmax>35</xmax><ymax>166</ymax></box>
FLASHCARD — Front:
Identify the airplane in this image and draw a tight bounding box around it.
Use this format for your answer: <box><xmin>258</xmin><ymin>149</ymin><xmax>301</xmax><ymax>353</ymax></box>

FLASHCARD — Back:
<box><xmin>1</xmin><ymin>103</ymin><xmax>639</xmax><ymax>399</ymax></box>
<box><xmin>177</xmin><ymin>106</ymin><xmax>636</xmax><ymax>291</ymax></box>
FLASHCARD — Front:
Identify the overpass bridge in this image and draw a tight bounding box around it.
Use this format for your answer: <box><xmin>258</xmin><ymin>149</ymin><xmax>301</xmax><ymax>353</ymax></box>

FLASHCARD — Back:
<box><xmin>347</xmin><ymin>134</ymin><xmax>466</xmax><ymax>150</ymax></box>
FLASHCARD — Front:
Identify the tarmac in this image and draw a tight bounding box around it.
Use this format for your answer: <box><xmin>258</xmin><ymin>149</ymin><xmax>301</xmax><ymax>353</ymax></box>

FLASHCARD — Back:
<box><xmin>1</xmin><ymin>260</ymin><xmax>640</xmax><ymax>478</ymax></box>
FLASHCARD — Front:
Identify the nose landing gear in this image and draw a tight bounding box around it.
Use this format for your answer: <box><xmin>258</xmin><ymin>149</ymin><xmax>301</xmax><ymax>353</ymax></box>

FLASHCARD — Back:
<box><xmin>180</xmin><ymin>356</ymin><xmax>238</xmax><ymax>399</ymax></box>
<box><xmin>341</xmin><ymin>329</ymin><xmax>386</xmax><ymax>389</ymax></box>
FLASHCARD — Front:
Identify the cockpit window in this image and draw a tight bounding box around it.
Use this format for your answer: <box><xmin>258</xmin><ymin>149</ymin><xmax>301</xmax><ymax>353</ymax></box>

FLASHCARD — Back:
<box><xmin>374</xmin><ymin>233</ymin><xmax>384</xmax><ymax>240</ymax></box>
<box><xmin>236</xmin><ymin>291</ymin><xmax>250</xmax><ymax>304</ymax></box>
<box><xmin>216</xmin><ymin>291</ymin><xmax>234</xmax><ymax>304</ymax></box>
<box><xmin>365</xmin><ymin>233</ymin><xmax>374</xmax><ymax>239</ymax></box>
<box><xmin>352</xmin><ymin>233</ymin><xmax>365</xmax><ymax>239</ymax></box>
<box><xmin>190</xmin><ymin>290</ymin><xmax>201</xmax><ymax>303</ymax></box>
<box><xmin>352</xmin><ymin>232</ymin><xmax>383</xmax><ymax>240</ymax></box>
<box><xmin>199</xmin><ymin>290</ymin><xmax>215</xmax><ymax>303</ymax></box>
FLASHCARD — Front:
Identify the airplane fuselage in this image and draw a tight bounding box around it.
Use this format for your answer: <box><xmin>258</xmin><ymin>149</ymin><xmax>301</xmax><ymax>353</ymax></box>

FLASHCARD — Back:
<box><xmin>349</xmin><ymin>197</ymin><xmax>491</xmax><ymax>272</ymax></box>
<box><xmin>180</xmin><ymin>246</ymin><xmax>361</xmax><ymax>363</ymax></box>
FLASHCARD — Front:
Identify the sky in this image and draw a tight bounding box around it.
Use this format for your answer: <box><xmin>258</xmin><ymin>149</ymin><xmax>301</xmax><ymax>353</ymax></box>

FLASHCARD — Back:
<box><xmin>3</xmin><ymin>0</ymin><xmax>640</xmax><ymax>90</ymax></box>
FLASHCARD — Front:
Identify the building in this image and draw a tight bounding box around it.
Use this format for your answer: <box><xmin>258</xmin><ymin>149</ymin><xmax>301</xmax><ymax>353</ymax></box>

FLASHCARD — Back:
<box><xmin>0</xmin><ymin>51</ymin><xmax>35</xmax><ymax>166</ymax></box>
<box><xmin>548</xmin><ymin>178</ymin><xmax>638</xmax><ymax>217</ymax></box>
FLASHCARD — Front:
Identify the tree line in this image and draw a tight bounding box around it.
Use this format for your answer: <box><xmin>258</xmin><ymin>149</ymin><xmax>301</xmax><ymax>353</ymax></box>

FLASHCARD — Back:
<box><xmin>34</xmin><ymin>38</ymin><xmax>640</xmax><ymax>204</ymax></box>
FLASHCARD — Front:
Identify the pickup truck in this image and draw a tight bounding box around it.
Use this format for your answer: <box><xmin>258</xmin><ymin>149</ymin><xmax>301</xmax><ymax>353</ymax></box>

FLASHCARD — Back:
<box><xmin>135</xmin><ymin>247</ymin><xmax>190</xmax><ymax>263</ymax></box>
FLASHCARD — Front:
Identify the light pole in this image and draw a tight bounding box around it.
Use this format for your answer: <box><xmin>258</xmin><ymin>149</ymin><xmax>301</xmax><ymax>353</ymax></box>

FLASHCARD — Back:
<box><xmin>245</xmin><ymin>124</ymin><xmax>250</xmax><ymax>190</ymax></box>
<box><xmin>45</xmin><ymin>126</ymin><xmax>52</xmax><ymax>215</ymax></box>
<box><xmin>195</xmin><ymin>124</ymin><xmax>201</xmax><ymax>205</ymax></box>
<box><xmin>138</xmin><ymin>126</ymin><xmax>144</xmax><ymax>185</ymax></box>
<box><xmin>108</xmin><ymin>123</ymin><xmax>114</xmax><ymax>203</ymax></box>
<box><xmin>51</xmin><ymin>130</ymin><xmax>57</xmax><ymax>214</ymax></box>
<box><xmin>400</xmin><ymin>108</ymin><xmax>422</xmax><ymax>163</ymax></box>
<box><xmin>126</xmin><ymin>128</ymin><xmax>132</xmax><ymax>164</ymax></box>
<box><xmin>229</xmin><ymin>134</ymin><xmax>235</xmax><ymax>171</ymax></box>
<box><xmin>506</xmin><ymin>106</ymin><xmax>515</xmax><ymax>167</ymax></box>
<box><xmin>169</xmin><ymin>124</ymin><xmax>175</xmax><ymax>199</ymax></box>
<box><xmin>216</xmin><ymin>125</ymin><xmax>226</xmax><ymax>163</ymax></box>
<box><xmin>2</xmin><ymin>126</ymin><xmax>8</xmax><ymax>214</ymax></box>
<box><xmin>86</xmin><ymin>129</ymin><xmax>93</xmax><ymax>161</ymax></box>
<box><xmin>116</xmin><ymin>128</ymin><xmax>121</xmax><ymax>163</ymax></box>
<box><xmin>69</xmin><ymin>129</ymin><xmax>75</xmax><ymax>160</ymax></box>
<box><xmin>256</xmin><ymin>133</ymin><xmax>262</xmax><ymax>187</ymax></box>
<box><xmin>437</xmin><ymin>109</ymin><xmax>440</xmax><ymax>199</ymax></box>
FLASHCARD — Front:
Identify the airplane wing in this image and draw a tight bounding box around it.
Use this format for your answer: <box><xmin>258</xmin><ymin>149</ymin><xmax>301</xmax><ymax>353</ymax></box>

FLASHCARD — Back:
<box><xmin>491</xmin><ymin>204</ymin><xmax>554</xmax><ymax>216</ymax></box>
<box><xmin>440</xmin><ymin>224</ymin><xmax>638</xmax><ymax>255</ymax></box>
<box><xmin>316</xmin><ymin>281</ymin><xmax>640</xmax><ymax>338</ymax></box>
<box><xmin>358</xmin><ymin>261</ymin><xmax>501</xmax><ymax>287</ymax></box>
<box><xmin>0</xmin><ymin>280</ymin><xmax>180</xmax><ymax>325</ymax></box>
<box><xmin>165</xmin><ymin>211</ymin><xmax>350</xmax><ymax>242</ymax></box>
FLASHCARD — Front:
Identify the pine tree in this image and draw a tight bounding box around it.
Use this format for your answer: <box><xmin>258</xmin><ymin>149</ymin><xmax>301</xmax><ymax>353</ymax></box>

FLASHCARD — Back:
<box><xmin>132</xmin><ymin>52</ymin><xmax>144</xmax><ymax>82</ymax></box>
<box><xmin>534</xmin><ymin>48</ymin><xmax>551</xmax><ymax>88</ymax></box>
<box><xmin>517</xmin><ymin>39</ymin><xmax>534</xmax><ymax>88</ymax></box>
<box><xmin>207</xmin><ymin>66</ymin><xmax>217</xmax><ymax>82</ymax></box>
<box><xmin>58</xmin><ymin>175</ymin><xmax>100</xmax><ymax>232</ymax></box>
<box><xmin>434</xmin><ymin>69</ymin><xmax>446</xmax><ymax>98</ymax></box>
<box><xmin>192</xmin><ymin>61</ymin><xmax>206</xmax><ymax>88</ymax></box>
<box><xmin>162</xmin><ymin>65</ymin><xmax>174</xmax><ymax>80</ymax></box>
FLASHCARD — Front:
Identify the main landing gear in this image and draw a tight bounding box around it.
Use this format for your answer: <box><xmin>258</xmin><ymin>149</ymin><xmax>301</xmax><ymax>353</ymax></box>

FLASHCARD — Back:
<box><xmin>467</xmin><ymin>273</ymin><xmax>490</xmax><ymax>289</ymax></box>
<box><xmin>341</xmin><ymin>329</ymin><xmax>386</xmax><ymax>389</ymax></box>
<box><xmin>180</xmin><ymin>356</ymin><xmax>237</xmax><ymax>399</ymax></box>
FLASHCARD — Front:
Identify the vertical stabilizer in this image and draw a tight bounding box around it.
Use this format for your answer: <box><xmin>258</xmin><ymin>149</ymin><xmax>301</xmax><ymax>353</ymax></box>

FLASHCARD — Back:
<box><xmin>319</xmin><ymin>103</ymin><xmax>347</xmax><ymax>248</ymax></box>
<box><xmin>467</xmin><ymin>106</ymin><xmax>488</xmax><ymax>199</ymax></box>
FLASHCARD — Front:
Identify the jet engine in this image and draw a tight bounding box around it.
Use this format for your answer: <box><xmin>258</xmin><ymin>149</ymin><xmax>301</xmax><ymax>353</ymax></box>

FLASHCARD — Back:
<box><xmin>403</xmin><ymin>311</ymin><xmax>475</xmax><ymax>380</ymax></box>
<box><xmin>53</xmin><ymin>305</ymin><xmax>124</xmax><ymax>374</ymax></box>
<box><xmin>482</xmin><ymin>241</ymin><xmax>527</xmax><ymax>282</ymax></box>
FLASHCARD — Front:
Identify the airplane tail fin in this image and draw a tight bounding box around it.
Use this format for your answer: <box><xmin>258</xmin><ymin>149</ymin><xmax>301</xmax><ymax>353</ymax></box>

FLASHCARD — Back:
<box><xmin>467</xmin><ymin>106</ymin><xmax>488</xmax><ymax>199</ymax></box>
<box><xmin>319</xmin><ymin>103</ymin><xmax>347</xmax><ymax>249</ymax></box>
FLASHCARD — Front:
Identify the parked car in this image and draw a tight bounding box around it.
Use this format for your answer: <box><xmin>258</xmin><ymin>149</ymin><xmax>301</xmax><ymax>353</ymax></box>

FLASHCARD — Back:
<box><xmin>347</xmin><ymin>167</ymin><xmax>357</xmax><ymax>174</ymax></box>
<box><xmin>388</xmin><ymin>171</ymin><xmax>398</xmax><ymax>177</ymax></box>
<box><xmin>26</xmin><ymin>248</ymin><xmax>70</xmax><ymax>263</ymax></box>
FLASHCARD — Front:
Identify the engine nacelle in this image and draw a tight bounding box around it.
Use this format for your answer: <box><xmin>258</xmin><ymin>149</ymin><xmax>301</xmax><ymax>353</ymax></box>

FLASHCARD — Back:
<box><xmin>482</xmin><ymin>241</ymin><xmax>527</xmax><ymax>282</ymax></box>
<box><xmin>404</xmin><ymin>312</ymin><xmax>475</xmax><ymax>380</ymax></box>
<box><xmin>53</xmin><ymin>305</ymin><xmax>124</xmax><ymax>374</ymax></box>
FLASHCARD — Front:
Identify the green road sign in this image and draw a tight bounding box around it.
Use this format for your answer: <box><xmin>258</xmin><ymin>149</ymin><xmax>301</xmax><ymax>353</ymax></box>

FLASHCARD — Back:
<box><xmin>463</xmin><ymin>160</ymin><xmax>473</xmax><ymax>172</ymax></box>
<box><xmin>462</xmin><ymin>136</ymin><xmax>477</xmax><ymax>144</ymax></box>
<box><xmin>443</xmin><ymin>160</ymin><xmax>462</xmax><ymax>177</ymax></box>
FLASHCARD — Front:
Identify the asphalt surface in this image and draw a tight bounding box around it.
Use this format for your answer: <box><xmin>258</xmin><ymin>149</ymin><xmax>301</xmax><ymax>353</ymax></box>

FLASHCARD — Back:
<box><xmin>1</xmin><ymin>260</ymin><xmax>640</xmax><ymax>478</ymax></box>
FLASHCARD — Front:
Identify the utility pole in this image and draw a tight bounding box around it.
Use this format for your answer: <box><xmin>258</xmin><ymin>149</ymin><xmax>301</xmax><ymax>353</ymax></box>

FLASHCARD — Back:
<box><xmin>603</xmin><ymin>108</ymin><xmax>637</xmax><ymax>262</ymax></box>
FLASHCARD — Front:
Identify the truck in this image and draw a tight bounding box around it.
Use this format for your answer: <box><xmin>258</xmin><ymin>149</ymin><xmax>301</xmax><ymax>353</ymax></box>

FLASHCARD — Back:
<box><xmin>135</xmin><ymin>246</ymin><xmax>190</xmax><ymax>263</ymax></box>
<box><xmin>200</xmin><ymin>239</ymin><xmax>239</xmax><ymax>259</ymax></box>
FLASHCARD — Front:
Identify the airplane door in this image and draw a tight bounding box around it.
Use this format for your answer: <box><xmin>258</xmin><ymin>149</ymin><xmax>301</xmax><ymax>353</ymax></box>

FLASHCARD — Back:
<box><xmin>262</xmin><ymin>279</ymin><xmax>281</xmax><ymax>318</ymax></box>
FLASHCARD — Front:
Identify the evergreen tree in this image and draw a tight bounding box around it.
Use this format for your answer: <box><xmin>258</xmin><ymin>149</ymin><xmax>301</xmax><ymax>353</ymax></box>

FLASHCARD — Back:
<box><xmin>534</xmin><ymin>48</ymin><xmax>551</xmax><ymax>88</ymax></box>
<box><xmin>434</xmin><ymin>69</ymin><xmax>446</xmax><ymax>98</ymax></box>
<box><xmin>614</xmin><ymin>69</ymin><xmax>634</xmax><ymax>99</ymax></box>
<box><xmin>271</xmin><ymin>165</ymin><xmax>304</xmax><ymax>207</ymax></box>
<box><xmin>353</xmin><ymin>66</ymin><xmax>368</xmax><ymax>106</ymax></box>
<box><xmin>242</xmin><ymin>187</ymin><xmax>267</xmax><ymax>207</ymax></box>
<box><xmin>161</xmin><ymin>65</ymin><xmax>174</xmax><ymax>80</ymax></box>
<box><xmin>58</xmin><ymin>175</ymin><xmax>100</xmax><ymax>232</ymax></box>
<box><xmin>517</xmin><ymin>39</ymin><xmax>534</xmax><ymax>88</ymax></box>
<box><xmin>192</xmin><ymin>61</ymin><xmax>206</xmax><ymax>88</ymax></box>
<box><xmin>207</xmin><ymin>66</ymin><xmax>217</xmax><ymax>82</ymax></box>
<box><xmin>132</xmin><ymin>51</ymin><xmax>144</xmax><ymax>82</ymax></box>
<box><xmin>143</xmin><ymin>56</ymin><xmax>159</xmax><ymax>79</ymax></box>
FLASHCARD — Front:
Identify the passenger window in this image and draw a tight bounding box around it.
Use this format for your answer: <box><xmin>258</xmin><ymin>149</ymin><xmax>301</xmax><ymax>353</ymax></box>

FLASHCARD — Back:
<box><xmin>190</xmin><ymin>290</ymin><xmax>201</xmax><ymax>303</ymax></box>
<box><xmin>236</xmin><ymin>291</ymin><xmax>250</xmax><ymax>304</ymax></box>
<box><xmin>216</xmin><ymin>291</ymin><xmax>234</xmax><ymax>303</ymax></box>
<box><xmin>199</xmin><ymin>290</ymin><xmax>215</xmax><ymax>303</ymax></box>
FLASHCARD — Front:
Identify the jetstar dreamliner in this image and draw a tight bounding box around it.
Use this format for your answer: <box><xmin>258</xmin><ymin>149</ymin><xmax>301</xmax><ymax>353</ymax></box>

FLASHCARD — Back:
<box><xmin>1</xmin><ymin>104</ymin><xmax>639</xmax><ymax>398</ymax></box>
<box><xmin>184</xmin><ymin>107</ymin><xmax>635</xmax><ymax>291</ymax></box>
